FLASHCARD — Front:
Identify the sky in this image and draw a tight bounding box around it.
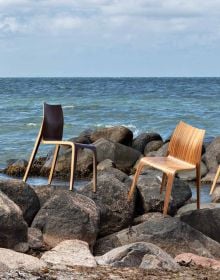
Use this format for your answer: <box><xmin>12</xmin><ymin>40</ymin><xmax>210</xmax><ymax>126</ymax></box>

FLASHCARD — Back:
<box><xmin>0</xmin><ymin>0</ymin><xmax>220</xmax><ymax>77</ymax></box>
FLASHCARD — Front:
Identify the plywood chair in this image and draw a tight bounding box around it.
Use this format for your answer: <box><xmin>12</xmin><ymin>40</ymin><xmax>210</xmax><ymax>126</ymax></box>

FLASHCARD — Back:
<box><xmin>23</xmin><ymin>103</ymin><xmax>97</xmax><ymax>192</ymax></box>
<box><xmin>209</xmin><ymin>165</ymin><xmax>220</xmax><ymax>195</ymax></box>
<box><xmin>128</xmin><ymin>121</ymin><xmax>205</xmax><ymax>215</ymax></box>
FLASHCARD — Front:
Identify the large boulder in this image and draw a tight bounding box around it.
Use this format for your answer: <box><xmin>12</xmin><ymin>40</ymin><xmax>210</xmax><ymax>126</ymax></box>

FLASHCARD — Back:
<box><xmin>32</xmin><ymin>191</ymin><xmax>100</xmax><ymax>248</ymax></box>
<box><xmin>0</xmin><ymin>179</ymin><xmax>40</xmax><ymax>225</ymax></box>
<box><xmin>132</xmin><ymin>133</ymin><xmax>162</xmax><ymax>154</ymax></box>
<box><xmin>0</xmin><ymin>191</ymin><xmax>28</xmax><ymax>249</ymax></box>
<box><xmin>144</xmin><ymin>140</ymin><xmax>163</xmax><ymax>155</ymax></box>
<box><xmin>96</xmin><ymin>242</ymin><xmax>179</xmax><ymax>271</ymax></box>
<box><xmin>180</xmin><ymin>208</ymin><xmax>220</xmax><ymax>243</ymax></box>
<box><xmin>78</xmin><ymin>169</ymin><xmax>135</xmax><ymax>237</ymax></box>
<box><xmin>90</xmin><ymin>126</ymin><xmax>133</xmax><ymax>146</ymax></box>
<box><xmin>94</xmin><ymin>138</ymin><xmax>141</xmax><ymax>170</ymax></box>
<box><xmin>145</xmin><ymin>142</ymin><xmax>169</xmax><ymax>157</ymax></box>
<box><xmin>94</xmin><ymin>215</ymin><xmax>220</xmax><ymax>259</ymax></box>
<box><xmin>203</xmin><ymin>137</ymin><xmax>220</xmax><ymax>172</ymax></box>
<box><xmin>41</xmin><ymin>239</ymin><xmax>97</xmax><ymax>268</ymax></box>
<box><xmin>177</xmin><ymin>203</ymin><xmax>220</xmax><ymax>216</ymax></box>
<box><xmin>0</xmin><ymin>248</ymin><xmax>46</xmax><ymax>272</ymax></box>
<box><xmin>134</xmin><ymin>171</ymin><xmax>192</xmax><ymax>215</ymax></box>
<box><xmin>177</xmin><ymin>161</ymin><xmax>208</xmax><ymax>181</ymax></box>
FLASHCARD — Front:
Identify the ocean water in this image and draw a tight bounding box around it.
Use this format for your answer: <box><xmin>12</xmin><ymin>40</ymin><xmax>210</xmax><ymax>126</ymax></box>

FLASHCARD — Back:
<box><xmin>0</xmin><ymin>77</ymin><xmax>219</xmax><ymax>168</ymax></box>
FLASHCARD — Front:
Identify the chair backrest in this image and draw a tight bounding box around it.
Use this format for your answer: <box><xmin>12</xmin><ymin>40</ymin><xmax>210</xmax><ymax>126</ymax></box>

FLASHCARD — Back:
<box><xmin>168</xmin><ymin>121</ymin><xmax>205</xmax><ymax>165</ymax></box>
<box><xmin>42</xmin><ymin>103</ymin><xmax>64</xmax><ymax>141</ymax></box>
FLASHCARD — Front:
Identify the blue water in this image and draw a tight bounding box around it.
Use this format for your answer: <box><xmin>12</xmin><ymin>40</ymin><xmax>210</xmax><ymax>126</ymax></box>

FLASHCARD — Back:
<box><xmin>0</xmin><ymin>77</ymin><xmax>219</xmax><ymax>168</ymax></box>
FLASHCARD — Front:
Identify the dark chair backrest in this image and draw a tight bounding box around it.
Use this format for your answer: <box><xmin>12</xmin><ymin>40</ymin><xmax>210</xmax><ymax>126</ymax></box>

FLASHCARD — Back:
<box><xmin>42</xmin><ymin>103</ymin><xmax>64</xmax><ymax>141</ymax></box>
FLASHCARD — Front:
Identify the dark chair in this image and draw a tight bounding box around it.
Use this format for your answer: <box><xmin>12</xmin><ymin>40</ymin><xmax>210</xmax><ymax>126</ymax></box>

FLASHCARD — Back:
<box><xmin>23</xmin><ymin>103</ymin><xmax>97</xmax><ymax>191</ymax></box>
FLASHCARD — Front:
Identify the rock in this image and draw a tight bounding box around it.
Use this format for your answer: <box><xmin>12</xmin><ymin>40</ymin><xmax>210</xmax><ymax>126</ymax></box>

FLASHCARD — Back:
<box><xmin>132</xmin><ymin>133</ymin><xmax>162</xmax><ymax>154</ymax></box>
<box><xmin>28</xmin><ymin>228</ymin><xmax>44</xmax><ymax>249</ymax></box>
<box><xmin>0</xmin><ymin>191</ymin><xmax>28</xmax><ymax>249</ymax></box>
<box><xmin>175</xmin><ymin>253</ymin><xmax>220</xmax><ymax>271</ymax></box>
<box><xmin>97</xmin><ymin>159</ymin><xmax>116</xmax><ymax>171</ymax></box>
<box><xmin>41</xmin><ymin>240</ymin><xmax>97</xmax><ymax>268</ymax></box>
<box><xmin>78</xmin><ymin>171</ymin><xmax>135</xmax><ymax>237</ymax></box>
<box><xmin>0</xmin><ymin>248</ymin><xmax>46</xmax><ymax>272</ymax></box>
<box><xmin>95</xmin><ymin>138</ymin><xmax>141</xmax><ymax>170</ymax></box>
<box><xmin>96</xmin><ymin>242</ymin><xmax>179</xmax><ymax>271</ymax></box>
<box><xmin>211</xmin><ymin>187</ymin><xmax>220</xmax><ymax>202</ymax></box>
<box><xmin>144</xmin><ymin>140</ymin><xmax>163</xmax><ymax>155</ymax></box>
<box><xmin>146</xmin><ymin>142</ymin><xmax>169</xmax><ymax>157</ymax></box>
<box><xmin>97</xmin><ymin>167</ymin><xmax>129</xmax><ymax>183</ymax></box>
<box><xmin>177</xmin><ymin>203</ymin><xmax>220</xmax><ymax>216</ymax></box>
<box><xmin>135</xmin><ymin>171</ymin><xmax>192</xmax><ymax>215</ymax></box>
<box><xmin>133</xmin><ymin>212</ymin><xmax>164</xmax><ymax>226</ymax></box>
<box><xmin>13</xmin><ymin>242</ymin><xmax>29</xmax><ymax>253</ymax></box>
<box><xmin>90</xmin><ymin>126</ymin><xmax>133</xmax><ymax>146</ymax></box>
<box><xmin>180</xmin><ymin>208</ymin><xmax>220</xmax><ymax>243</ymax></box>
<box><xmin>203</xmin><ymin>137</ymin><xmax>220</xmax><ymax>172</ymax></box>
<box><xmin>0</xmin><ymin>179</ymin><xmax>40</xmax><ymax>225</ymax></box>
<box><xmin>33</xmin><ymin>185</ymin><xmax>66</xmax><ymax>207</ymax></box>
<box><xmin>32</xmin><ymin>191</ymin><xmax>99</xmax><ymax>248</ymax></box>
<box><xmin>177</xmin><ymin>161</ymin><xmax>208</xmax><ymax>181</ymax></box>
<box><xmin>202</xmin><ymin>171</ymin><xmax>220</xmax><ymax>183</ymax></box>
<box><xmin>94</xmin><ymin>215</ymin><xmax>220</xmax><ymax>259</ymax></box>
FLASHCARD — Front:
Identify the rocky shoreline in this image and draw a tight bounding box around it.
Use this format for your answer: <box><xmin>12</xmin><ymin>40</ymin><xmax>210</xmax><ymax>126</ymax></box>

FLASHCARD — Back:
<box><xmin>0</xmin><ymin>125</ymin><xmax>220</xmax><ymax>279</ymax></box>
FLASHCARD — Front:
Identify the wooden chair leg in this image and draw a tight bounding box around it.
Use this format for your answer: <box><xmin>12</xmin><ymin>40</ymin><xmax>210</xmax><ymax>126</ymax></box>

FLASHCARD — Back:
<box><xmin>92</xmin><ymin>149</ymin><xmax>97</xmax><ymax>193</ymax></box>
<box><xmin>69</xmin><ymin>144</ymin><xmax>77</xmax><ymax>191</ymax></box>
<box><xmin>128</xmin><ymin>162</ymin><xmax>144</xmax><ymax>201</ymax></box>
<box><xmin>48</xmin><ymin>144</ymin><xmax>60</xmax><ymax>185</ymax></box>
<box><xmin>210</xmin><ymin>165</ymin><xmax>220</xmax><ymax>195</ymax></box>
<box><xmin>163</xmin><ymin>173</ymin><xmax>174</xmax><ymax>216</ymax></box>
<box><xmin>23</xmin><ymin>137</ymin><xmax>41</xmax><ymax>182</ymax></box>
<box><xmin>196</xmin><ymin>164</ymin><xmax>201</xmax><ymax>209</ymax></box>
<box><xmin>160</xmin><ymin>173</ymin><xmax>167</xmax><ymax>194</ymax></box>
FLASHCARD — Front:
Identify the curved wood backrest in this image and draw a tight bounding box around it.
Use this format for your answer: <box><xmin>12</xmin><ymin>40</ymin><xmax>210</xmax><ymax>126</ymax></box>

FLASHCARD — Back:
<box><xmin>168</xmin><ymin>121</ymin><xmax>205</xmax><ymax>165</ymax></box>
<box><xmin>42</xmin><ymin>103</ymin><xmax>64</xmax><ymax>141</ymax></box>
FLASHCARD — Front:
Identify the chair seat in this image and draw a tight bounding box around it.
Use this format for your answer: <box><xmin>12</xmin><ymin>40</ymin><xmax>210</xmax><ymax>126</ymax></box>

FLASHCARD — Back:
<box><xmin>140</xmin><ymin>155</ymin><xmax>196</xmax><ymax>174</ymax></box>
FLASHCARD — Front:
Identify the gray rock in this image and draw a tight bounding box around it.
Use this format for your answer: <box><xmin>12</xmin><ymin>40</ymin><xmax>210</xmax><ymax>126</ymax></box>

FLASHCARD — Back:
<box><xmin>201</xmin><ymin>171</ymin><xmax>220</xmax><ymax>183</ymax></box>
<box><xmin>0</xmin><ymin>248</ymin><xmax>46</xmax><ymax>272</ymax></box>
<box><xmin>32</xmin><ymin>191</ymin><xmax>100</xmax><ymax>248</ymax></box>
<box><xmin>97</xmin><ymin>159</ymin><xmax>116</xmax><ymax>171</ymax></box>
<box><xmin>41</xmin><ymin>239</ymin><xmax>97</xmax><ymax>268</ymax></box>
<box><xmin>0</xmin><ymin>179</ymin><xmax>40</xmax><ymax>225</ymax></box>
<box><xmin>146</xmin><ymin>142</ymin><xmax>169</xmax><ymax>157</ymax></box>
<box><xmin>180</xmin><ymin>208</ymin><xmax>220</xmax><ymax>243</ymax></box>
<box><xmin>133</xmin><ymin>212</ymin><xmax>164</xmax><ymax>226</ymax></box>
<box><xmin>28</xmin><ymin>228</ymin><xmax>44</xmax><ymax>249</ymax></box>
<box><xmin>96</xmin><ymin>242</ymin><xmax>179</xmax><ymax>271</ymax></box>
<box><xmin>144</xmin><ymin>140</ymin><xmax>163</xmax><ymax>155</ymax></box>
<box><xmin>203</xmin><ymin>137</ymin><xmax>220</xmax><ymax>172</ymax></box>
<box><xmin>78</xmin><ymin>171</ymin><xmax>135</xmax><ymax>237</ymax></box>
<box><xmin>132</xmin><ymin>133</ymin><xmax>162</xmax><ymax>154</ymax></box>
<box><xmin>136</xmin><ymin>171</ymin><xmax>192</xmax><ymax>215</ymax></box>
<box><xmin>90</xmin><ymin>126</ymin><xmax>133</xmax><ymax>146</ymax></box>
<box><xmin>13</xmin><ymin>242</ymin><xmax>29</xmax><ymax>253</ymax></box>
<box><xmin>177</xmin><ymin>203</ymin><xmax>220</xmax><ymax>216</ymax></box>
<box><xmin>94</xmin><ymin>215</ymin><xmax>220</xmax><ymax>259</ymax></box>
<box><xmin>97</xmin><ymin>167</ymin><xmax>129</xmax><ymax>182</ymax></box>
<box><xmin>177</xmin><ymin>161</ymin><xmax>208</xmax><ymax>181</ymax></box>
<box><xmin>211</xmin><ymin>187</ymin><xmax>220</xmax><ymax>203</ymax></box>
<box><xmin>95</xmin><ymin>138</ymin><xmax>141</xmax><ymax>170</ymax></box>
<box><xmin>0</xmin><ymin>191</ymin><xmax>28</xmax><ymax>249</ymax></box>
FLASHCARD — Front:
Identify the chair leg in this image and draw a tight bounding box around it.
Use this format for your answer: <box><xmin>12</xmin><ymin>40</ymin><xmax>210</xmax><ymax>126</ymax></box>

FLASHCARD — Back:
<box><xmin>128</xmin><ymin>162</ymin><xmax>144</xmax><ymax>201</ymax></box>
<box><xmin>23</xmin><ymin>137</ymin><xmax>41</xmax><ymax>182</ymax></box>
<box><xmin>69</xmin><ymin>144</ymin><xmax>77</xmax><ymax>191</ymax></box>
<box><xmin>210</xmin><ymin>165</ymin><xmax>220</xmax><ymax>195</ymax></box>
<box><xmin>48</xmin><ymin>144</ymin><xmax>60</xmax><ymax>185</ymax></box>
<box><xmin>163</xmin><ymin>173</ymin><xmax>174</xmax><ymax>216</ymax></box>
<box><xmin>92</xmin><ymin>149</ymin><xmax>97</xmax><ymax>193</ymax></box>
<box><xmin>160</xmin><ymin>173</ymin><xmax>167</xmax><ymax>194</ymax></box>
<box><xmin>196</xmin><ymin>164</ymin><xmax>201</xmax><ymax>209</ymax></box>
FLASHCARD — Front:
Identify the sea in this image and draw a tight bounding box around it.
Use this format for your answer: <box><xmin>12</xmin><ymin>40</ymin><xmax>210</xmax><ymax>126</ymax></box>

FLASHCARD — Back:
<box><xmin>0</xmin><ymin>77</ymin><xmax>219</xmax><ymax>169</ymax></box>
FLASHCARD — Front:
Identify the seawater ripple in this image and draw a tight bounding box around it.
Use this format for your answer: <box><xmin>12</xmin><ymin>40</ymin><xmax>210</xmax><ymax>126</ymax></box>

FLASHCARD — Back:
<box><xmin>0</xmin><ymin>77</ymin><xmax>219</xmax><ymax>167</ymax></box>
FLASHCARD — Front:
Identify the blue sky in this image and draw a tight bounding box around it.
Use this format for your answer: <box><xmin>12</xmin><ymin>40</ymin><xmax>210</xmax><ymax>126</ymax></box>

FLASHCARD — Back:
<box><xmin>0</xmin><ymin>0</ymin><xmax>220</xmax><ymax>77</ymax></box>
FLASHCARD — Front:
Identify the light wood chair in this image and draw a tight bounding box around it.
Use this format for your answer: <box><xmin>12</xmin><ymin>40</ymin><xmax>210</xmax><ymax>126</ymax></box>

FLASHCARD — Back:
<box><xmin>23</xmin><ymin>103</ymin><xmax>97</xmax><ymax>192</ymax></box>
<box><xmin>209</xmin><ymin>165</ymin><xmax>220</xmax><ymax>195</ymax></box>
<box><xmin>128</xmin><ymin>121</ymin><xmax>205</xmax><ymax>215</ymax></box>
